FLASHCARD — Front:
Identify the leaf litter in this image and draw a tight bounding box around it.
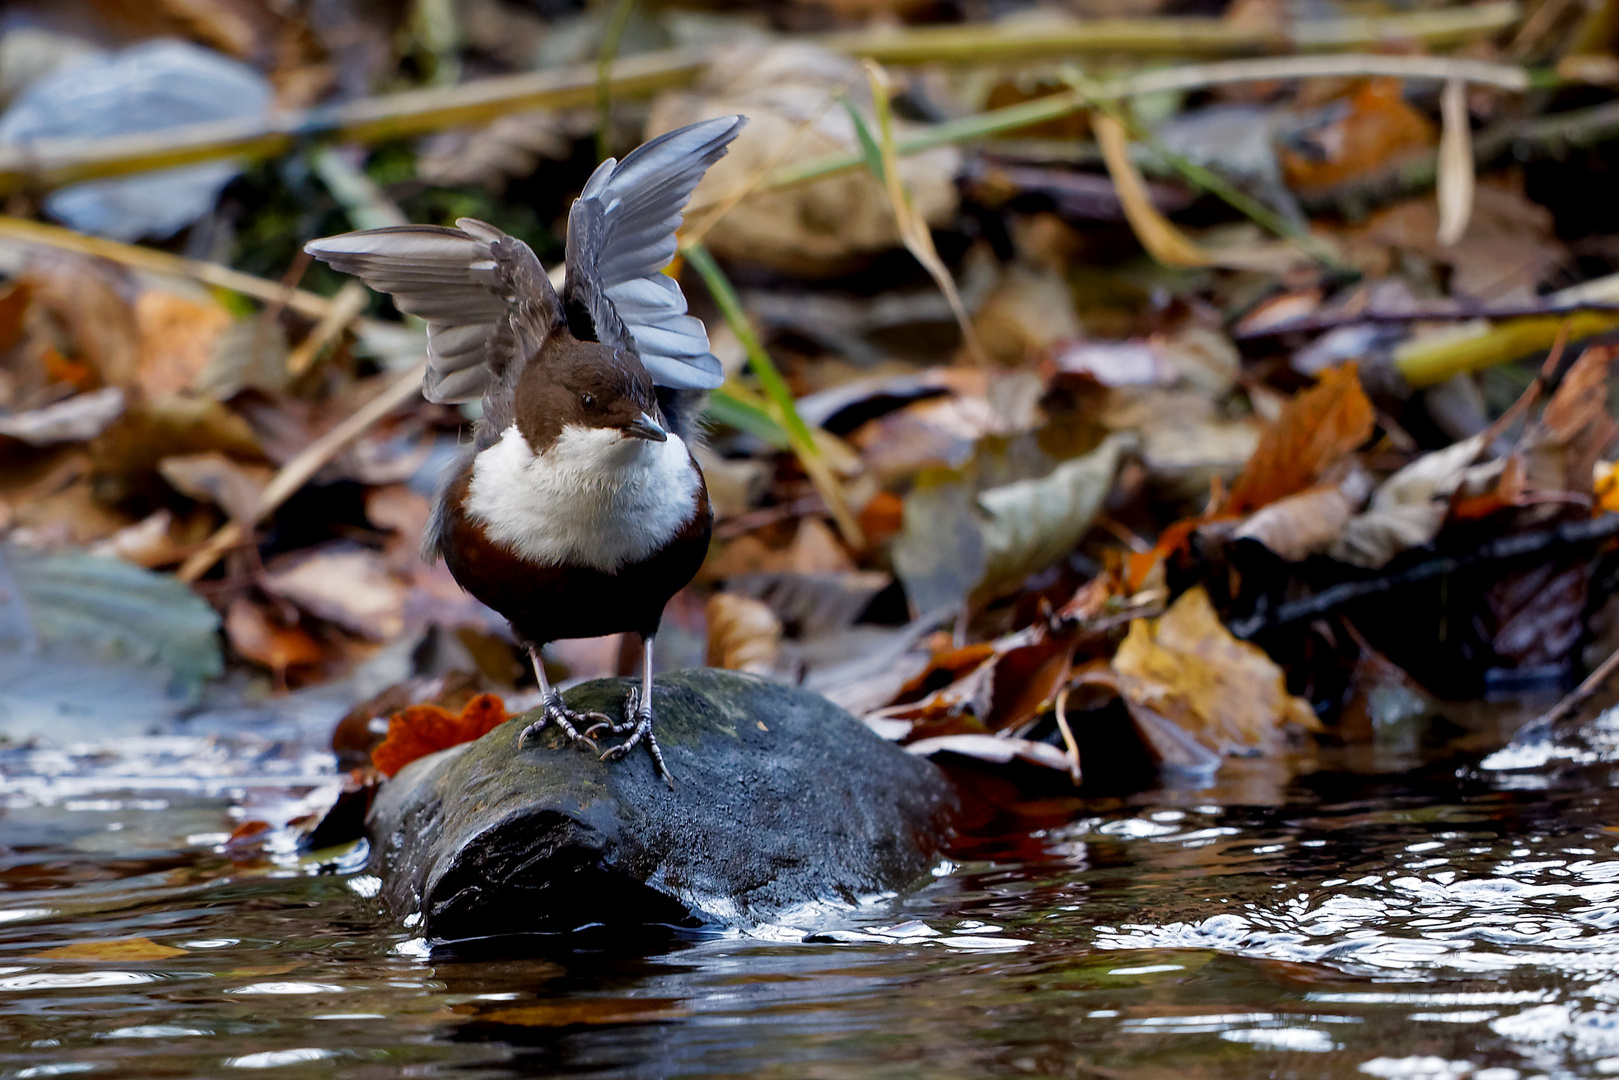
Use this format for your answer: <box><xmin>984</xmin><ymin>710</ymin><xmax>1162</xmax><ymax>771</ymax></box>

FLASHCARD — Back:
<box><xmin>1</xmin><ymin>0</ymin><xmax>1618</xmax><ymax>822</ymax></box>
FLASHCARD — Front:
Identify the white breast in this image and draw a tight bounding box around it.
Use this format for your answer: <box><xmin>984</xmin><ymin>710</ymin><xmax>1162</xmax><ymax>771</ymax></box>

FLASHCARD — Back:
<box><xmin>465</xmin><ymin>423</ymin><xmax>702</xmax><ymax>573</ymax></box>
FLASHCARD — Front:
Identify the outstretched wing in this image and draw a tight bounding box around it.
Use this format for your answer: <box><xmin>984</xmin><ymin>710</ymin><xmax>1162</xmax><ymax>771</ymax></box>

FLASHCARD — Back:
<box><xmin>304</xmin><ymin>218</ymin><xmax>561</xmax><ymax>406</ymax></box>
<box><xmin>563</xmin><ymin>115</ymin><xmax>745</xmax><ymax>391</ymax></box>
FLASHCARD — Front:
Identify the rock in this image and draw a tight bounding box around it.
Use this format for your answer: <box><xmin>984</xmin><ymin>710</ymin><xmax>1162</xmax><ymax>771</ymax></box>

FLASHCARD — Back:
<box><xmin>365</xmin><ymin>668</ymin><xmax>956</xmax><ymax>940</ymax></box>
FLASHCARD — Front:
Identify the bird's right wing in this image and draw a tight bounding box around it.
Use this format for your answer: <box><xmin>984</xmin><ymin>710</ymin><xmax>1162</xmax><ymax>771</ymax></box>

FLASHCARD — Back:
<box><xmin>305</xmin><ymin>218</ymin><xmax>561</xmax><ymax>405</ymax></box>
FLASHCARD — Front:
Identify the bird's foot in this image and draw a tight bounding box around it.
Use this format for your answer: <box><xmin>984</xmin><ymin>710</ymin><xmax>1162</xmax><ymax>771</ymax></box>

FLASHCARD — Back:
<box><xmin>517</xmin><ymin>693</ymin><xmax>609</xmax><ymax>753</ymax></box>
<box><xmin>597</xmin><ymin>685</ymin><xmax>672</xmax><ymax>787</ymax></box>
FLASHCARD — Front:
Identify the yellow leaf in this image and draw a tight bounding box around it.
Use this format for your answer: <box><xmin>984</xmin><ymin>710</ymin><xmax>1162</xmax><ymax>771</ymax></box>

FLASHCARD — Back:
<box><xmin>35</xmin><ymin>937</ymin><xmax>188</xmax><ymax>962</ymax></box>
<box><xmin>1113</xmin><ymin>586</ymin><xmax>1319</xmax><ymax>755</ymax></box>
<box><xmin>1596</xmin><ymin>460</ymin><xmax>1619</xmax><ymax>513</ymax></box>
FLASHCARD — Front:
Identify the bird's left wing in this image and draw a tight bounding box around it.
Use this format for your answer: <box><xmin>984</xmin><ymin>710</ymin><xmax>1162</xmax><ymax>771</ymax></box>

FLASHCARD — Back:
<box><xmin>305</xmin><ymin>218</ymin><xmax>561</xmax><ymax>406</ymax></box>
<box><xmin>563</xmin><ymin>115</ymin><xmax>745</xmax><ymax>391</ymax></box>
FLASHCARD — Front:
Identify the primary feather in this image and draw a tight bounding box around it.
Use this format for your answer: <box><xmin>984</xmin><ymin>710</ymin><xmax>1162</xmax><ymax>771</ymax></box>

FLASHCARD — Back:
<box><xmin>563</xmin><ymin>115</ymin><xmax>746</xmax><ymax>390</ymax></box>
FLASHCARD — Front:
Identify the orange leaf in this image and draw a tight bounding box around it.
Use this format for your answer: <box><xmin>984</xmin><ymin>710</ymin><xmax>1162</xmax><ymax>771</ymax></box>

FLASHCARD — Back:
<box><xmin>371</xmin><ymin>693</ymin><xmax>510</xmax><ymax>777</ymax></box>
<box><xmin>1226</xmin><ymin>363</ymin><xmax>1375</xmax><ymax>515</ymax></box>
<box><xmin>1279</xmin><ymin>79</ymin><xmax>1437</xmax><ymax>194</ymax></box>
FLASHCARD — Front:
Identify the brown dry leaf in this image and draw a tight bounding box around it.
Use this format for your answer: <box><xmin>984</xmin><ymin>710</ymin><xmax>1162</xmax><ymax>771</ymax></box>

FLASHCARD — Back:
<box><xmin>23</xmin><ymin>255</ymin><xmax>141</xmax><ymax>389</ymax></box>
<box><xmin>1226</xmin><ymin>363</ymin><xmax>1375</xmax><ymax>515</ymax></box>
<box><xmin>1112</xmin><ymin>586</ymin><xmax>1319</xmax><ymax>755</ymax></box>
<box><xmin>1357</xmin><ymin>182</ymin><xmax>1564</xmax><ymax>304</ymax></box>
<box><xmin>225</xmin><ymin>598</ymin><xmax>325</xmax><ymax>679</ymax></box>
<box><xmin>1234</xmin><ymin>480</ymin><xmax>1364</xmax><ymax>562</ymax></box>
<box><xmin>417</xmin><ymin>112</ymin><xmax>571</xmax><ymax>193</ymax></box>
<box><xmin>134</xmin><ymin>290</ymin><xmax>234</xmax><ymax>400</ymax></box>
<box><xmin>264</xmin><ymin>546</ymin><xmax>407</xmax><ymax>640</ymax></box>
<box><xmin>35</xmin><ymin>937</ymin><xmax>187</xmax><ymax>962</ymax></box>
<box><xmin>705</xmin><ymin>593</ymin><xmax>782</xmax><ymax>674</ymax></box>
<box><xmin>371</xmin><ymin>694</ymin><xmax>510</xmax><ymax>778</ymax></box>
<box><xmin>972</xmin><ymin>263</ymin><xmax>1084</xmax><ymax>366</ymax></box>
<box><xmin>0</xmin><ymin>387</ymin><xmax>126</xmax><ymax>446</ymax></box>
<box><xmin>89</xmin><ymin>509</ymin><xmax>187</xmax><ymax>568</ymax></box>
<box><xmin>1486</xmin><ymin>560</ymin><xmax>1591</xmax><ymax>671</ymax></box>
<box><xmin>648</xmin><ymin>41</ymin><xmax>960</xmax><ymax>274</ymax></box>
<box><xmin>1104</xmin><ymin>388</ymin><xmax>1264</xmax><ymax>502</ymax></box>
<box><xmin>1279</xmin><ymin>79</ymin><xmax>1437</xmax><ymax>195</ymax></box>
<box><xmin>158</xmin><ymin>451</ymin><xmax>270</xmax><ymax>523</ymax></box>
<box><xmin>904</xmin><ymin>733</ymin><xmax>1075</xmax><ymax>772</ymax></box>
<box><xmin>1331</xmin><ymin>434</ymin><xmax>1487</xmax><ymax>568</ymax></box>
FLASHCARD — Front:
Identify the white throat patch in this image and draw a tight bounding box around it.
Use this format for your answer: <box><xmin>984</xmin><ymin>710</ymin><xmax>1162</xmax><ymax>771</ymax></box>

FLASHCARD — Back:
<box><xmin>466</xmin><ymin>423</ymin><xmax>702</xmax><ymax>573</ymax></box>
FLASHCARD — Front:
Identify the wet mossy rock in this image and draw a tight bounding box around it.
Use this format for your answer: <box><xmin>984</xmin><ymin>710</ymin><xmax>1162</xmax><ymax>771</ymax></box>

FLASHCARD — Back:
<box><xmin>365</xmin><ymin>668</ymin><xmax>956</xmax><ymax>940</ymax></box>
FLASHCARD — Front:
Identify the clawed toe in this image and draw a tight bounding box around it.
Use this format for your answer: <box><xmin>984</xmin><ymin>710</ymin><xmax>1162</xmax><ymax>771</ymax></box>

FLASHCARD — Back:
<box><xmin>516</xmin><ymin>695</ymin><xmax>607</xmax><ymax>753</ymax></box>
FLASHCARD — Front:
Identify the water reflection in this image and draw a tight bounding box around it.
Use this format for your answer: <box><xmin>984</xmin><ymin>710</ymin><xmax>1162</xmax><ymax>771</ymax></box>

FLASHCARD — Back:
<box><xmin>9</xmin><ymin>725</ymin><xmax>1619</xmax><ymax>1076</ymax></box>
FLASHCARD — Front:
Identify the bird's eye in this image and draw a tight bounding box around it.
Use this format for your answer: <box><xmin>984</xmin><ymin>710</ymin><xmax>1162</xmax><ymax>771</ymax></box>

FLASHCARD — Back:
<box><xmin>581</xmin><ymin>393</ymin><xmax>595</xmax><ymax>409</ymax></box>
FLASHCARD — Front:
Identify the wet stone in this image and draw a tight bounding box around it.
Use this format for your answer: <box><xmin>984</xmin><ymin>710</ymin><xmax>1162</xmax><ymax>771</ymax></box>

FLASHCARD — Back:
<box><xmin>365</xmin><ymin>668</ymin><xmax>957</xmax><ymax>940</ymax></box>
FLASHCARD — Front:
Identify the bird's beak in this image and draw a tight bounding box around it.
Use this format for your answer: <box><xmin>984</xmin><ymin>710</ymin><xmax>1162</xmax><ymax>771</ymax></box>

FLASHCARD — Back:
<box><xmin>623</xmin><ymin>412</ymin><xmax>668</xmax><ymax>442</ymax></box>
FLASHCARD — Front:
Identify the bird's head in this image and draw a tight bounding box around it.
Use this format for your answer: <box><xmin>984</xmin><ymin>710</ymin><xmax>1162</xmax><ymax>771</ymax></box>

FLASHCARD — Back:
<box><xmin>512</xmin><ymin>338</ymin><xmax>668</xmax><ymax>456</ymax></box>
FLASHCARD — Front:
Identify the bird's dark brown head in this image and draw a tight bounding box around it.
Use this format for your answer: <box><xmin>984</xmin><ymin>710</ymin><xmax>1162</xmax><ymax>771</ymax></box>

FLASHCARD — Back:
<box><xmin>512</xmin><ymin>336</ymin><xmax>666</xmax><ymax>451</ymax></box>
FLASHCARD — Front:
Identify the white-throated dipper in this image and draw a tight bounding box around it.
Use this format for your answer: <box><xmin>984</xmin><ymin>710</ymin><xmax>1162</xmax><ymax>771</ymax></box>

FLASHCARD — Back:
<box><xmin>304</xmin><ymin>116</ymin><xmax>747</xmax><ymax>785</ymax></box>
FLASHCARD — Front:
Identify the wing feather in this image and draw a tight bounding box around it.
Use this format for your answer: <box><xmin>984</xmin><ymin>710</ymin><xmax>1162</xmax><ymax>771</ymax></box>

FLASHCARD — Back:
<box><xmin>304</xmin><ymin>220</ymin><xmax>561</xmax><ymax>406</ymax></box>
<box><xmin>562</xmin><ymin>115</ymin><xmax>746</xmax><ymax>391</ymax></box>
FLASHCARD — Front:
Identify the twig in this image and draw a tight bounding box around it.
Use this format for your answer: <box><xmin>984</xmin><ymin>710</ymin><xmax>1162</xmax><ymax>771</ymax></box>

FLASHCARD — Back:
<box><xmin>1229</xmin><ymin>513</ymin><xmax>1619</xmax><ymax>639</ymax></box>
<box><xmin>1512</xmin><ymin>643</ymin><xmax>1619</xmax><ymax>743</ymax></box>
<box><xmin>0</xmin><ymin>215</ymin><xmax>342</xmax><ymax>322</ymax></box>
<box><xmin>0</xmin><ymin>49</ymin><xmax>708</xmax><ymax>197</ymax></box>
<box><xmin>285</xmin><ymin>281</ymin><xmax>369</xmax><ymax>378</ymax></box>
<box><xmin>821</xmin><ymin>2</ymin><xmax>1523</xmax><ymax>64</ymax></box>
<box><xmin>1053</xmin><ymin>686</ymin><xmax>1084</xmax><ymax>786</ymax></box>
<box><xmin>177</xmin><ymin>362</ymin><xmax>428</xmax><ymax>583</ymax></box>
<box><xmin>763</xmin><ymin>53</ymin><xmax>1532</xmax><ymax>196</ymax></box>
<box><xmin>685</xmin><ymin>243</ymin><xmax>866</xmax><ymax>549</ymax></box>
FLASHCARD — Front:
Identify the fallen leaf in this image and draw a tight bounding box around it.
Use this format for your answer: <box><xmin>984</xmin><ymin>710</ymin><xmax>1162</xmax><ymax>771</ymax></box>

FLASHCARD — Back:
<box><xmin>705</xmin><ymin>593</ymin><xmax>782</xmax><ymax>674</ymax></box>
<box><xmin>371</xmin><ymin>693</ymin><xmax>510</xmax><ymax>777</ymax></box>
<box><xmin>1226</xmin><ymin>363</ymin><xmax>1375</xmax><ymax>515</ymax></box>
<box><xmin>225</xmin><ymin>598</ymin><xmax>325</xmax><ymax>680</ymax></box>
<box><xmin>88</xmin><ymin>509</ymin><xmax>187</xmax><ymax>568</ymax></box>
<box><xmin>1331</xmin><ymin>434</ymin><xmax>1487</xmax><ymax>567</ymax></box>
<box><xmin>648</xmin><ymin>41</ymin><xmax>960</xmax><ymax>274</ymax></box>
<box><xmin>1111</xmin><ymin>586</ymin><xmax>1319</xmax><ymax>755</ymax></box>
<box><xmin>1279</xmin><ymin>79</ymin><xmax>1436</xmax><ymax>195</ymax></box>
<box><xmin>134</xmin><ymin>289</ymin><xmax>234</xmax><ymax>399</ymax></box>
<box><xmin>905</xmin><ymin>733</ymin><xmax>1074</xmax><ymax>773</ymax></box>
<box><xmin>974</xmin><ymin>433</ymin><xmax>1128</xmax><ymax>605</ymax></box>
<box><xmin>158</xmin><ymin>451</ymin><xmax>270</xmax><ymax>523</ymax></box>
<box><xmin>34</xmin><ymin>937</ymin><xmax>187</xmax><ymax>962</ymax></box>
<box><xmin>724</xmin><ymin>570</ymin><xmax>891</xmax><ymax>638</ymax></box>
<box><xmin>264</xmin><ymin>545</ymin><xmax>407</xmax><ymax>640</ymax></box>
<box><xmin>1234</xmin><ymin>479</ymin><xmax>1365</xmax><ymax>562</ymax></box>
<box><xmin>0</xmin><ymin>387</ymin><xmax>125</xmax><ymax>445</ymax></box>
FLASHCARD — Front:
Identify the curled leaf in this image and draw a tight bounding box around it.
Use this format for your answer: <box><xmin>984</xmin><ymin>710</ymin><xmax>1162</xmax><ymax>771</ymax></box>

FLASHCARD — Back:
<box><xmin>705</xmin><ymin>592</ymin><xmax>782</xmax><ymax>674</ymax></box>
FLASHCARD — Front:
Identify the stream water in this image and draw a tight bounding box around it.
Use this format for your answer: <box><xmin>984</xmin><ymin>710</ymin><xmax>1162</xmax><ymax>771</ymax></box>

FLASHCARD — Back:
<box><xmin>6</xmin><ymin>706</ymin><xmax>1619</xmax><ymax>1079</ymax></box>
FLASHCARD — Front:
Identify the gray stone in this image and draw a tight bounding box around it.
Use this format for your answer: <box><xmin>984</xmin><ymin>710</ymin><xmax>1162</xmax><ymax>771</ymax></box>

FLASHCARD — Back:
<box><xmin>365</xmin><ymin>668</ymin><xmax>956</xmax><ymax>940</ymax></box>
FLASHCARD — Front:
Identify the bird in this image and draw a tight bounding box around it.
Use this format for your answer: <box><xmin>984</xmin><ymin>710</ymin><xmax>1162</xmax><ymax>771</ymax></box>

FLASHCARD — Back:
<box><xmin>304</xmin><ymin>115</ymin><xmax>747</xmax><ymax>785</ymax></box>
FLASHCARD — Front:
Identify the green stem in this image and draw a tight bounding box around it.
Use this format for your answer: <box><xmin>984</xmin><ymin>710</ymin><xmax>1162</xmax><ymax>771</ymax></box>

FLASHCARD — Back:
<box><xmin>685</xmin><ymin>243</ymin><xmax>817</xmax><ymax>452</ymax></box>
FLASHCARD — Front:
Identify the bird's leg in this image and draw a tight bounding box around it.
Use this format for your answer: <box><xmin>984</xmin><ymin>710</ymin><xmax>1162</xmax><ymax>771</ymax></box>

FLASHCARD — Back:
<box><xmin>517</xmin><ymin>648</ymin><xmax>609</xmax><ymax>752</ymax></box>
<box><xmin>597</xmin><ymin>635</ymin><xmax>672</xmax><ymax>787</ymax></box>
